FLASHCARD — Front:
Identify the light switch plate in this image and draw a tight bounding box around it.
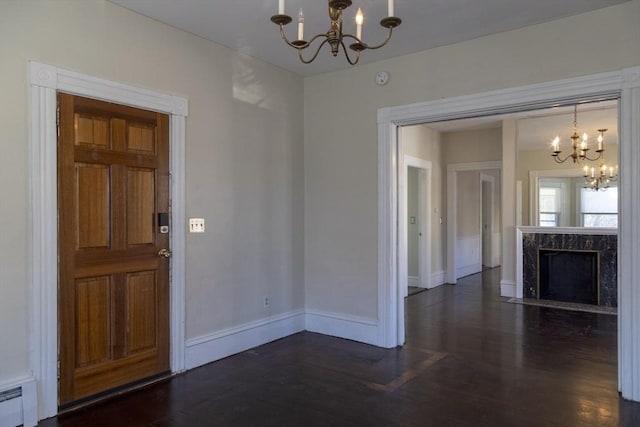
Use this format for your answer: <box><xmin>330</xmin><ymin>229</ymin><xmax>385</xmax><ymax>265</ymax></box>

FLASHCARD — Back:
<box><xmin>189</xmin><ymin>218</ymin><xmax>205</xmax><ymax>233</ymax></box>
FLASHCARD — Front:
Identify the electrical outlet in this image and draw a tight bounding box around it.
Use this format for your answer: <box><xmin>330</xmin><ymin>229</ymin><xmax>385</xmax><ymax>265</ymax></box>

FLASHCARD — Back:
<box><xmin>189</xmin><ymin>218</ymin><xmax>205</xmax><ymax>233</ymax></box>
<box><xmin>263</xmin><ymin>296</ymin><xmax>270</xmax><ymax>307</ymax></box>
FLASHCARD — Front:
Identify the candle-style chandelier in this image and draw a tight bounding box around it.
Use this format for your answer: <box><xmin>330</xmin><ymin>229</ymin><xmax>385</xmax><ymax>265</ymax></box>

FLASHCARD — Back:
<box><xmin>550</xmin><ymin>105</ymin><xmax>608</xmax><ymax>164</ymax></box>
<box><xmin>583</xmin><ymin>162</ymin><xmax>618</xmax><ymax>191</ymax></box>
<box><xmin>270</xmin><ymin>0</ymin><xmax>402</xmax><ymax>65</ymax></box>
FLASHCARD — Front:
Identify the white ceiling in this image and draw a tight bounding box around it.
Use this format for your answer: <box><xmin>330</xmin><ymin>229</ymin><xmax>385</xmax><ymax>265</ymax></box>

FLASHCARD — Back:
<box><xmin>108</xmin><ymin>0</ymin><xmax>628</xmax><ymax>77</ymax></box>
<box><xmin>107</xmin><ymin>0</ymin><xmax>621</xmax><ymax>147</ymax></box>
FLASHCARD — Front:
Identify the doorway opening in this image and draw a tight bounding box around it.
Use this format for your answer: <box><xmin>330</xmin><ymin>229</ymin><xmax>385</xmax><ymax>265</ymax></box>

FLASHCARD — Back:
<box><xmin>480</xmin><ymin>173</ymin><xmax>499</xmax><ymax>269</ymax></box>
<box><xmin>376</xmin><ymin>71</ymin><xmax>637</xmax><ymax>404</ymax></box>
<box><xmin>398</xmin><ymin>152</ymin><xmax>434</xmax><ymax>300</ymax></box>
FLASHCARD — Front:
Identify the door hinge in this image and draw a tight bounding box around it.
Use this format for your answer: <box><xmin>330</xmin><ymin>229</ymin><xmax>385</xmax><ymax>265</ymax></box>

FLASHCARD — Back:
<box><xmin>56</xmin><ymin>105</ymin><xmax>60</xmax><ymax>137</ymax></box>
<box><xmin>57</xmin><ymin>359</ymin><xmax>60</xmax><ymax>380</ymax></box>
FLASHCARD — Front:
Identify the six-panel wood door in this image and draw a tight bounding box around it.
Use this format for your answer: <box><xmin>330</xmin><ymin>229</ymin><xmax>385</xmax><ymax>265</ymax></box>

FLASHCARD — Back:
<box><xmin>57</xmin><ymin>93</ymin><xmax>170</xmax><ymax>406</ymax></box>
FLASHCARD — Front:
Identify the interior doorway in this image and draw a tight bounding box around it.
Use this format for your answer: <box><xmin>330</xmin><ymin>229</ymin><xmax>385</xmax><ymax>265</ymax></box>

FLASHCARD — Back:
<box><xmin>377</xmin><ymin>69</ymin><xmax>638</xmax><ymax>402</ymax></box>
<box><xmin>480</xmin><ymin>173</ymin><xmax>498</xmax><ymax>268</ymax></box>
<box><xmin>398</xmin><ymin>154</ymin><xmax>432</xmax><ymax>299</ymax></box>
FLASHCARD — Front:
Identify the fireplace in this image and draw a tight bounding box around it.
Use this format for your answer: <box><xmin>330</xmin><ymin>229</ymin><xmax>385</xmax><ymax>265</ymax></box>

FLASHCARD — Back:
<box><xmin>517</xmin><ymin>227</ymin><xmax>617</xmax><ymax>307</ymax></box>
<box><xmin>538</xmin><ymin>249</ymin><xmax>599</xmax><ymax>305</ymax></box>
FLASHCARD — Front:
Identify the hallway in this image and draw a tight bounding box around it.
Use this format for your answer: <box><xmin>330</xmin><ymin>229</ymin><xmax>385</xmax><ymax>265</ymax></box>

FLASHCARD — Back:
<box><xmin>42</xmin><ymin>269</ymin><xmax>640</xmax><ymax>426</ymax></box>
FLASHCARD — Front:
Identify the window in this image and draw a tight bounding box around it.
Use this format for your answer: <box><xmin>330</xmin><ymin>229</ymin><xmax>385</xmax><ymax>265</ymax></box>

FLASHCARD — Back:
<box><xmin>580</xmin><ymin>186</ymin><xmax>618</xmax><ymax>227</ymax></box>
<box><xmin>539</xmin><ymin>186</ymin><xmax>562</xmax><ymax>227</ymax></box>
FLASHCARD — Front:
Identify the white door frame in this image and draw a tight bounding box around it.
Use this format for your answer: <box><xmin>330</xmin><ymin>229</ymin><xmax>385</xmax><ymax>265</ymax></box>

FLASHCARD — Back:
<box><xmin>377</xmin><ymin>66</ymin><xmax>640</xmax><ymax>402</ymax></box>
<box><xmin>28</xmin><ymin>62</ymin><xmax>188</xmax><ymax>420</ymax></box>
<box><xmin>399</xmin><ymin>155</ymin><xmax>432</xmax><ymax>297</ymax></box>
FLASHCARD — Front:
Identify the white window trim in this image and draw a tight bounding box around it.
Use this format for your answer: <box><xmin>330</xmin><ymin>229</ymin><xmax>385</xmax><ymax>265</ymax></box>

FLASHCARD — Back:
<box><xmin>28</xmin><ymin>62</ymin><xmax>188</xmax><ymax>420</ymax></box>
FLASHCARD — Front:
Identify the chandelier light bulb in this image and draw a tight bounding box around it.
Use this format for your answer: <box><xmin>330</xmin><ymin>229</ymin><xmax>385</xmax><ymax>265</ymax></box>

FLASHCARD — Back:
<box><xmin>597</xmin><ymin>131</ymin><xmax>604</xmax><ymax>151</ymax></box>
<box><xmin>297</xmin><ymin>8</ymin><xmax>304</xmax><ymax>41</ymax></box>
<box><xmin>355</xmin><ymin>8</ymin><xmax>363</xmax><ymax>40</ymax></box>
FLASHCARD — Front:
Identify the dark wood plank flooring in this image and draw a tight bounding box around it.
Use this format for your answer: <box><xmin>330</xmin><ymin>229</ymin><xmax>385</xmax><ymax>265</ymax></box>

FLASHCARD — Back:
<box><xmin>41</xmin><ymin>268</ymin><xmax>640</xmax><ymax>426</ymax></box>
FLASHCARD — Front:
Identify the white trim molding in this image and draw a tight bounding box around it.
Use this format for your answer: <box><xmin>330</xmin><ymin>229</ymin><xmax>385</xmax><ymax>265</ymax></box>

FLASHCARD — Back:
<box><xmin>377</xmin><ymin>66</ymin><xmax>640</xmax><ymax>401</ymax></box>
<box><xmin>430</xmin><ymin>271</ymin><xmax>446</xmax><ymax>288</ymax></box>
<box><xmin>377</xmin><ymin>110</ymin><xmax>399</xmax><ymax>348</ymax></box>
<box><xmin>305</xmin><ymin>310</ymin><xmax>379</xmax><ymax>346</ymax></box>
<box><xmin>500</xmin><ymin>280</ymin><xmax>517</xmax><ymax>298</ymax></box>
<box><xmin>185</xmin><ymin>311</ymin><xmax>305</xmax><ymax>370</ymax></box>
<box><xmin>28</xmin><ymin>61</ymin><xmax>188</xmax><ymax>420</ymax></box>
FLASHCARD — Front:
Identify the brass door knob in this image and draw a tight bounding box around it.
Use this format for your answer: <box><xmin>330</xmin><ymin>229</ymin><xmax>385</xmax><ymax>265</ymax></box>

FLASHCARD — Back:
<box><xmin>158</xmin><ymin>248</ymin><xmax>172</xmax><ymax>258</ymax></box>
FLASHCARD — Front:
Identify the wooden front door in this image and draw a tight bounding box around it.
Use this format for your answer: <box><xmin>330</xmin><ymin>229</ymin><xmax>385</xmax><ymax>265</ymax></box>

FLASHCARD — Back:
<box><xmin>57</xmin><ymin>93</ymin><xmax>170</xmax><ymax>406</ymax></box>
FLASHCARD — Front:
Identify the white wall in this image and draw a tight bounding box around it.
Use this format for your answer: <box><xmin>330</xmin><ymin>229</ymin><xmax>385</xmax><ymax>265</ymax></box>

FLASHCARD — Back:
<box><xmin>442</xmin><ymin>128</ymin><xmax>503</xmax><ymax>164</ymax></box>
<box><xmin>0</xmin><ymin>0</ymin><xmax>304</xmax><ymax>385</ymax></box>
<box><xmin>304</xmin><ymin>1</ymin><xmax>640</xmax><ymax>320</ymax></box>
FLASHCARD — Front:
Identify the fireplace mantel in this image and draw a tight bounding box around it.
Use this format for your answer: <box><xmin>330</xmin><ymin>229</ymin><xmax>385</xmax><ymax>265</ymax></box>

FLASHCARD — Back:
<box><xmin>517</xmin><ymin>226</ymin><xmax>618</xmax><ymax>236</ymax></box>
<box><xmin>516</xmin><ymin>227</ymin><xmax>618</xmax><ymax>304</ymax></box>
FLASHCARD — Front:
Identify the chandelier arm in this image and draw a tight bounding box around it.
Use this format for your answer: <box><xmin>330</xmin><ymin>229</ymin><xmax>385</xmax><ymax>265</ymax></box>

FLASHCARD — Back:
<box><xmin>580</xmin><ymin>151</ymin><xmax>603</xmax><ymax>162</ymax></box>
<box><xmin>298</xmin><ymin>38</ymin><xmax>331</xmax><ymax>64</ymax></box>
<box><xmin>340</xmin><ymin>40</ymin><xmax>360</xmax><ymax>65</ymax></box>
<box><xmin>552</xmin><ymin>154</ymin><xmax>568</xmax><ymax>164</ymax></box>
<box><xmin>345</xmin><ymin>27</ymin><xmax>394</xmax><ymax>50</ymax></box>
<box><xmin>278</xmin><ymin>25</ymin><xmax>326</xmax><ymax>50</ymax></box>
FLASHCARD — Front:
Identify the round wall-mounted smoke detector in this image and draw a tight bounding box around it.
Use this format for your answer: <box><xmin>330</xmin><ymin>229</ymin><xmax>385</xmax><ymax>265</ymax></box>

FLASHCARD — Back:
<box><xmin>375</xmin><ymin>71</ymin><xmax>389</xmax><ymax>86</ymax></box>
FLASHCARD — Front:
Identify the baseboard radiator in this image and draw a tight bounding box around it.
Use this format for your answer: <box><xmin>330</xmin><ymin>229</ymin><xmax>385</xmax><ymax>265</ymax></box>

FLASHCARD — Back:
<box><xmin>0</xmin><ymin>378</ymin><xmax>37</xmax><ymax>427</ymax></box>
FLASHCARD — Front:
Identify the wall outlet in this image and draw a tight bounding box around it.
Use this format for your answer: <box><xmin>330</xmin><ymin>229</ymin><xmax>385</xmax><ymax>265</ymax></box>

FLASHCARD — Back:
<box><xmin>263</xmin><ymin>296</ymin><xmax>270</xmax><ymax>307</ymax></box>
<box><xmin>189</xmin><ymin>218</ymin><xmax>205</xmax><ymax>233</ymax></box>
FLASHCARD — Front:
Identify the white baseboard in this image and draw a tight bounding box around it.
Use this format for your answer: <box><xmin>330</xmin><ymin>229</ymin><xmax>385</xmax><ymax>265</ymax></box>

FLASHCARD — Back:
<box><xmin>457</xmin><ymin>263</ymin><xmax>482</xmax><ymax>279</ymax></box>
<box><xmin>408</xmin><ymin>276</ymin><xmax>420</xmax><ymax>287</ymax></box>
<box><xmin>185</xmin><ymin>310</ymin><xmax>305</xmax><ymax>370</ymax></box>
<box><xmin>305</xmin><ymin>310</ymin><xmax>378</xmax><ymax>346</ymax></box>
<box><xmin>430</xmin><ymin>270</ymin><xmax>446</xmax><ymax>288</ymax></box>
<box><xmin>500</xmin><ymin>280</ymin><xmax>516</xmax><ymax>297</ymax></box>
<box><xmin>0</xmin><ymin>376</ymin><xmax>37</xmax><ymax>427</ymax></box>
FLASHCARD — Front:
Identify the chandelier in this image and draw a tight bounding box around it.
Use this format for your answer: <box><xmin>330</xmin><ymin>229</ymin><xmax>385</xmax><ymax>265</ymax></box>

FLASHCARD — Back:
<box><xmin>551</xmin><ymin>105</ymin><xmax>608</xmax><ymax>164</ymax></box>
<box><xmin>583</xmin><ymin>162</ymin><xmax>618</xmax><ymax>191</ymax></box>
<box><xmin>270</xmin><ymin>0</ymin><xmax>402</xmax><ymax>65</ymax></box>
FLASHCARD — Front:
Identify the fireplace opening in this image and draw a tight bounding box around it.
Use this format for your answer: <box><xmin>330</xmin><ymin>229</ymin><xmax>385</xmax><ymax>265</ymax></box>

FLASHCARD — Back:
<box><xmin>538</xmin><ymin>249</ymin><xmax>599</xmax><ymax>305</ymax></box>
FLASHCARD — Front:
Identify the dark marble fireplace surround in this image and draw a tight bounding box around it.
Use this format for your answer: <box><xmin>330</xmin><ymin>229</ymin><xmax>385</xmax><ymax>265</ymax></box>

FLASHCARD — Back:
<box><xmin>522</xmin><ymin>232</ymin><xmax>617</xmax><ymax>307</ymax></box>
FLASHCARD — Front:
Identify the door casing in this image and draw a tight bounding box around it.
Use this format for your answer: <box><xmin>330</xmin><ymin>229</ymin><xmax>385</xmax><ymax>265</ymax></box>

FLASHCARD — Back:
<box><xmin>28</xmin><ymin>61</ymin><xmax>188</xmax><ymax>420</ymax></box>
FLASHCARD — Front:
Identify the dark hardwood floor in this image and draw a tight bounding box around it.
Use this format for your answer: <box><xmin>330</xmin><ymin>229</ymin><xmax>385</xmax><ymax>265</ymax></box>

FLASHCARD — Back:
<box><xmin>41</xmin><ymin>268</ymin><xmax>640</xmax><ymax>426</ymax></box>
